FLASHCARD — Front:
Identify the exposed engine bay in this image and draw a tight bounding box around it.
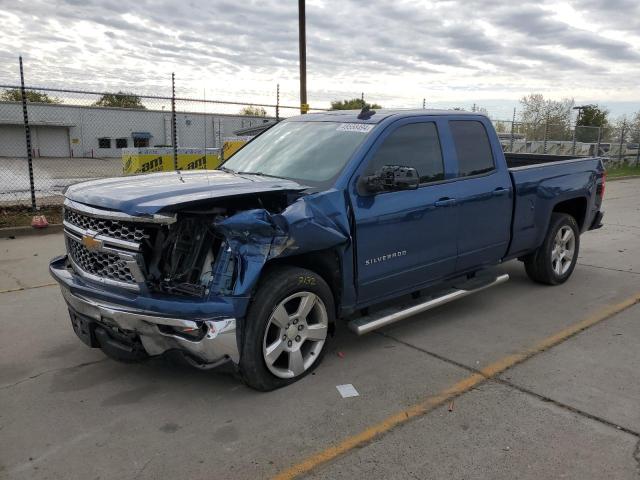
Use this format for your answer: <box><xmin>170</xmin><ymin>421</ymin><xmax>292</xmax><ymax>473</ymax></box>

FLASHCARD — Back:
<box><xmin>141</xmin><ymin>192</ymin><xmax>299</xmax><ymax>298</ymax></box>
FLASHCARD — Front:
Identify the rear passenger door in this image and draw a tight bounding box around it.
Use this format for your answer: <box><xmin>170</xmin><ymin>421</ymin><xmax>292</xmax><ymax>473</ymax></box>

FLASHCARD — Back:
<box><xmin>448</xmin><ymin>119</ymin><xmax>512</xmax><ymax>271</ymax></box>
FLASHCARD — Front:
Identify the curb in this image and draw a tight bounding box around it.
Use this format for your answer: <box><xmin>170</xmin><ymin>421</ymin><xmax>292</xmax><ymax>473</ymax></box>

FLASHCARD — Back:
<box><xmin>1</xmin><ymin>224</ymin><xmax>64</xmax><ymax>238</ymax></box>
<box><xmin>607</xmin><ymin>174</ymin><xmax>640</xmax><ymax>182</ymax></box>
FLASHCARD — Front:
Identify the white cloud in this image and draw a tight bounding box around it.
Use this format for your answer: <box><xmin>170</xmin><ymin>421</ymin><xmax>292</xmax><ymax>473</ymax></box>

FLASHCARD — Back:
<box><xmin>0</xmin><ymin>0</ymin><xmax>638</xmax><ymax>118</ymax></box>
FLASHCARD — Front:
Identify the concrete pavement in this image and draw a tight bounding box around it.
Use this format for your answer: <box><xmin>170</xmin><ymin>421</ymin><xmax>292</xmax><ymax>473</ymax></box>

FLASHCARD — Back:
<box><xmin>0</xmin><ymin>178</ymin><xmax>639</xmax><ymax>480</ymax></box>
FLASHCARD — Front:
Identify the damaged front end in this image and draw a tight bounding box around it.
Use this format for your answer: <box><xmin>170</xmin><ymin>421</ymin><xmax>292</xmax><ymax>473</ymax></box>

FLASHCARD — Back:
<box><xmin>51</xmin><ymin>188</ymin><xmax>351</xmax><ymax>368</ymax></box>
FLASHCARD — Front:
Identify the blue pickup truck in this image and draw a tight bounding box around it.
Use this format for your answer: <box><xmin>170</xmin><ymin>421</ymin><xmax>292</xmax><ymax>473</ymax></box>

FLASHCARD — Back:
<box><xmin>50</xmin><ymin>109</ymin><xmax>605</xmax><ymax>390</ymax></box>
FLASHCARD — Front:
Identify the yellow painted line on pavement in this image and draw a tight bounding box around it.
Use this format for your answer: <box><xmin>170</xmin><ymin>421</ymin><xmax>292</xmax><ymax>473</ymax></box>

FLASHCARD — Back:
<box><xmin>0</xmin><ymin>282</ymin><xmax>57</xmax><ymax>294</ymax></box>
<box><xmin>273</xmin><ymin>292</ymin><xmax>640</xmax><ymax>480</ymax></box>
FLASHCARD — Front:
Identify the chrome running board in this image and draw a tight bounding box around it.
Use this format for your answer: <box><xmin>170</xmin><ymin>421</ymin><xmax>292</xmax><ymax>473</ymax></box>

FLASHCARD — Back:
<box><xmin>348</xmin><ymin>274</ymin><xmax>509</xmax><ymax>335</ymax></box>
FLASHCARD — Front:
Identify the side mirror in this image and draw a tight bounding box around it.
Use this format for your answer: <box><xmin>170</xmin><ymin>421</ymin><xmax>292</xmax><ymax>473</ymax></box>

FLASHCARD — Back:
<box><xmin>358</xmin><ymin>165</ymin><xmax>419</xmax><ymax>194</ymax></box>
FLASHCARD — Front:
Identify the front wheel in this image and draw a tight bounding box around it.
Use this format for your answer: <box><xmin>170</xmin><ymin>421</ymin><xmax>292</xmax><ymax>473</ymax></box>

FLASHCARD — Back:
<box><xmin>524</xmin><ymin>213</ymin><xmax>580</xmax><ymax>285</ymax></box>
<box><xmin>239</xmin><ymin>266</ymin><xmax>334</xmax><ymax>391</ymax></box>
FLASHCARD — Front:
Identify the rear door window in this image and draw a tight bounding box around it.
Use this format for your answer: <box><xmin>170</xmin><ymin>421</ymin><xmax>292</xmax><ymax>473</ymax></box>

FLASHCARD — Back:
<box><xmin>365</xmin><ymin>122</ymin><xmax>444</xmax><ymax>184</ymax></box>
<box><xmin>450</xmin><ymin>120</ymin><xmax>495</xmax><ymax>177</ymax></box>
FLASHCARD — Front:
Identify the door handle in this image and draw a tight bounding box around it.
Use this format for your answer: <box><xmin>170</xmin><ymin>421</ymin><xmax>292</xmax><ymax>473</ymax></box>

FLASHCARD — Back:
<box><xmin>434</xmin><ymin>197</ymin><xmax>457</xmax><ymax>207</ymax></box>
<box><xmin>492</xmin><ymin>188</ymin><xmax>509</xmax><ymax>196</ymax></box>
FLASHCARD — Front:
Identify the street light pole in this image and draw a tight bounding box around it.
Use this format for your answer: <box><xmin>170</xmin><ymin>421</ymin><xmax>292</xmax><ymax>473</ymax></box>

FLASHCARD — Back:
<box><xmin>298</xmin><ymin>0</ymin><xmax>308</xmax><ymax>114</ymax></box>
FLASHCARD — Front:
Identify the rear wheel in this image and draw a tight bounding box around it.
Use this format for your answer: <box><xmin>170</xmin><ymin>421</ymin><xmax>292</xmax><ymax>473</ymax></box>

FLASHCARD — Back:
<box><xmin>524</xmin><ymin>213</ymin><xmax>580</xmax><ymax>285</ymax></box>
<box><xmin>239</xmin><ymin>266</ymin><xmax>333</xmax><ymax>391</ymax></box>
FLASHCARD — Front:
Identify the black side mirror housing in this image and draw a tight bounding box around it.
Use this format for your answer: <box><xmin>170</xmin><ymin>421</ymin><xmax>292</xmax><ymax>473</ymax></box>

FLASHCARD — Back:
<box><xmin>358</xmin><ymin>165</ymin><xmax>420</xmax><ymax>194</ymax></box>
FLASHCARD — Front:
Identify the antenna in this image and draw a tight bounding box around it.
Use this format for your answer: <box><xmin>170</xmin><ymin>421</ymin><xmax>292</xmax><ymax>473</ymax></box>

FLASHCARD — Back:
<box><xmin>357</xmin><ymin>104</ymin><xmax>376</xmax><ymax>120</ymax></box>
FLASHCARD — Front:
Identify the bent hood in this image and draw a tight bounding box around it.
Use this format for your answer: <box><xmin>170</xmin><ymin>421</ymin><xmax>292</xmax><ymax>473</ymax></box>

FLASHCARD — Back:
<box><xmin>64</xmin><ymin>170</ymin><xmax>307</xmax><ymax>215</ymax></box>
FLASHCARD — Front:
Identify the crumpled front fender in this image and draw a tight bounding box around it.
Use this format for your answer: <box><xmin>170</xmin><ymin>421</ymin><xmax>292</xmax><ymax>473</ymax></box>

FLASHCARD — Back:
<box><xmin>215</xmin><ymin>189</ymin><xmax>351</xmax><ymax>296</ymax></box>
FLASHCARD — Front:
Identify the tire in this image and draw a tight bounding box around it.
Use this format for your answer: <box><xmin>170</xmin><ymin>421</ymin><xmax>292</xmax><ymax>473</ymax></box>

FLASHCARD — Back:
<box><xmin>239</xmin><ymin>266</ymin><xmax>334</xmax><ymax>391</ymax></box>
<box><xmin>524</xmin><ymin>213</ymin><xmax>580</xmax><ymax>285</ymax></box>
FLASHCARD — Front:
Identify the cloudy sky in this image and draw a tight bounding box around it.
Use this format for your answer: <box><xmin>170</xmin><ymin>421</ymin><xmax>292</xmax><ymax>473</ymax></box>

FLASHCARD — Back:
<box><xmin>0</xmin><ymin>0</ymin><xmax>639</xmax><ymax>118</ymax></box>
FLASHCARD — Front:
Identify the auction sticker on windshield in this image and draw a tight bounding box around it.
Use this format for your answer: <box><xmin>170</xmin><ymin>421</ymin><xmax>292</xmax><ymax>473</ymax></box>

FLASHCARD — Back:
<box><xmin>337</xmin><ymin>123</ymin><xmax>375</xmax><ymax>133</ymax></box>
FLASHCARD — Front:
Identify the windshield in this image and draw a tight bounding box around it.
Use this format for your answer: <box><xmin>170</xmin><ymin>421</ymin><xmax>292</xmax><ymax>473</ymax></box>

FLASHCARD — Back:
<box><xmin>221</xmin><ymin>121</ymin><xmax>373</xmax><ymax>186</ymax></box>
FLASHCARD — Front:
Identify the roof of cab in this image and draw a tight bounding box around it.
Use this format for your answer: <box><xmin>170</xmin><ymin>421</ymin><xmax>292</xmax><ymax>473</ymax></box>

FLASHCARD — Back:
<box><xmin>286</xmin><ymin>109</ymin><xmax>484</xmax><ymax>124</ymax></box>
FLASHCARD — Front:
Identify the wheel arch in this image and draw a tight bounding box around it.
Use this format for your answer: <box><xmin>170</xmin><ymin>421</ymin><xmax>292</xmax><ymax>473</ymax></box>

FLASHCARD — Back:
<box><xmin>552</xmin><ymin>196</ymin><xmax>588</xmax><ymax>231</ymax></box>
<box><xmin>262</xmin><ymin>249</ymin><xmax>343</xmax><ymax>322</ymax></box>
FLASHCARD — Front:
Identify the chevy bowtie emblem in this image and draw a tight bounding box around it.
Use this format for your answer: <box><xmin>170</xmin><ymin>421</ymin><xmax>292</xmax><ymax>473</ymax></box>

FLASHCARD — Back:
<box><xmin>82</xmin><ymin>235</ymin><xmax>102</xmax><ymax>251</ymax></box>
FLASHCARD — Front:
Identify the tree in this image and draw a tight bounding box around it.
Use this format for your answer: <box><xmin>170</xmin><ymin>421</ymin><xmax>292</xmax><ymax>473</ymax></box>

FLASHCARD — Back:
<box><xmin>628</xmin><ymin>111</ymin><xmax>640</xmax><ymax>144</ymax></box>
<box><xmin>93</xmin><ymin>92</ymin><xmax>146</xmax><ymax>109</ymax></box>
<box><xmin>240</xmin><ymin>106</ymin><xmax>267</xmax><ymax>117</ymax></box>
<box><xmin>610</xmin><ymin>113</ymin><xmax>640</xmax><ymax>144</ymax></box>
<box><xmin>519</xmin><ymin>93</ymin><xmax>574</xmax><ymax>141</ymax></box>
<box><xmin>494</xmin><ymin>121</ymin><xmax>508</xmax><ymax>133</ymax></box>
<box><xmin>0</xmin><ymin>88</ymin><xmax>60</xmax><ymax>103</ymax></box>
<box><xmin>330</xmin><ymin>98</ymin><xmax>382</xmax><ymax>110</ymax></box>
<box><xmin>575</xmin><ymin>105</ymin><xmax>609</xmax><ymax>142</ymax></box>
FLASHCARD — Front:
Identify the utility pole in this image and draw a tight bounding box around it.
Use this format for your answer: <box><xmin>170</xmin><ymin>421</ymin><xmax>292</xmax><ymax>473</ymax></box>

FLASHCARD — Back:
<box><xmin>298</xmin><ymin>0</ymin><xmax>308</xmax><ymax>114</ymax></box>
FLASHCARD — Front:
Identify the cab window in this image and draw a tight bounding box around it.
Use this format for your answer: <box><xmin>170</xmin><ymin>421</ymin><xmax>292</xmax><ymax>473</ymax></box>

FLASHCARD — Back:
<box><xmin>450</xmin><ymin>120</ymin><xmax>495</xmax><ymax>177</ymax></box>
<box><xmin>365</xmin><ymin>122</ymin><xmax>444</xmax><ymax>184</ymax></box>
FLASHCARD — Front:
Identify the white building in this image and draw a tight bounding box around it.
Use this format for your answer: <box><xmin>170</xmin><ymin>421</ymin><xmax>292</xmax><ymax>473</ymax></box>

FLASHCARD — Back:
<box><xmin>0</xmin><ymin>101</ymin><xmax>275</xmax><ymax>158</ymax></box>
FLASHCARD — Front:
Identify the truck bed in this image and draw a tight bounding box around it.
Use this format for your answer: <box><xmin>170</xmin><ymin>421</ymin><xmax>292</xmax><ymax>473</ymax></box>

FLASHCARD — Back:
<box><xmin>505</xmin><ymin>152</ymin><xmax>586</xmax><ymax>169</ymax></box>
<box><xmin>506</xmin><ymin>155</ymin><xmax>604</xmax><ymax>260</ymax></box>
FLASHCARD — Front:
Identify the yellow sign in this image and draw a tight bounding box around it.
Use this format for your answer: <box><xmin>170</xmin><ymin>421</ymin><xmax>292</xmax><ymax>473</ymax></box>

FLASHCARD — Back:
<box><xmin>121</xmin><ymin>148</ymin><xmax>222</xmax><ymax>175</ymax></box>
<box><xmin>301</xmin><ymin>103</ymin><xmax>310</xmax><ymax>113</ymax></box>
<box><xmin>222</xmin><ymin>140</ymin><xmax>247</xmax><ymax>159</ymax></box>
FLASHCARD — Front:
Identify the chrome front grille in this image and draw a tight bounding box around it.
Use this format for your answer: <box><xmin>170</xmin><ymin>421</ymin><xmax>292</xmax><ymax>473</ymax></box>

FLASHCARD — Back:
<box><xmin>63</xmin><ymin>208</ymin><xmax>150</xmax><ymax>243</ymax></box>
<box><xmin>66</xmin><ymin>235</ymin><xmax>137</xmax><ymax>285</ymax></box>
<box><xmin>61</xmin><ymin>199</ymin><xmax>173</xmax><ymax>291</ymax></box>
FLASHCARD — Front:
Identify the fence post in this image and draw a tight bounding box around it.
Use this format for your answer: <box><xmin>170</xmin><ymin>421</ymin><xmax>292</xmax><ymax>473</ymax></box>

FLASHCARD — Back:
<box><xmin>218</xmin><ymin>119</ymin><xmax>223</xmax><ymax>162</ymax></box>
<box><xmin>422</xmin><ymin>98</ymin><xmax>426</xmax><ymax>109</ymax></box>
<box><xmin>543</xmin><ymin>115</ymin><xmax>549</xmax><ymax>154</ymax></box>
<box><xmin>595</xmin><ymin>126</ymin><xmax>601</xmax><ymax>158</ymax></box>
<box><xmin>276</xmin><ymin>83</ymin><xmax>280</xmax><ymax>122</ymax></box>
<box><xmin>509</xmin><ymin>107</ymin><xmax>516</xmax><ymax>152</ymax></box>
<box><xmin>618</xmin><ymin>121</ymin><xmax>626</xmax><ymax>164</ymax></box>
<box><xmin>19</xmin><ymin>56</ymin><xmax>37</xmax><ymax>212</ymax></box>
<box><xmin>635</xmin><ymin>127</ymin><xmax>640</xmax><ymax>167</ymax></box>
<box><xmin>171</xmin><ymin>72</ymin><xmax>178</xmax><ymax>170</ymax></box>
<box><xmin>571</xmin><ymin>124</ymin><xmax>577</xmax><ymax>155</ymax></box>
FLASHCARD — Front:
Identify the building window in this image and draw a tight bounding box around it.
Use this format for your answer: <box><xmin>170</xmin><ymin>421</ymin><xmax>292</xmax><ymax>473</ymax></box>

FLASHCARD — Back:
<box><xmin>133</xmin><ymin>137</ymin><xmax>149</xmax><ymax>148</ymax></box>
<box><xmin>116</xmin><ymin>138</ymin><xmax>128</xmax><ymax>148</ymax></box>
<box><xmin>98</xmin><ymin>138</ymin><xmax>111</xmax><ymax>149</ymax></box>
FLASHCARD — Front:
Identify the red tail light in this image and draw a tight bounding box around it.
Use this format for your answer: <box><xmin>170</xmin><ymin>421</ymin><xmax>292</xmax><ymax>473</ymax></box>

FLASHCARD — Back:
<box><xmin>597</xmin><ymin>171</ymin><xmax>606</xmax><ymax>199</ymax></box>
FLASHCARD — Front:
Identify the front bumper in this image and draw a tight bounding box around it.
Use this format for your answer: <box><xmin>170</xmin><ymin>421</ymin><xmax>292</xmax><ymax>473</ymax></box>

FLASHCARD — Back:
<box><xmin>50</xmin><ymin>255</ymin><xmax>240</xmax><ymax>365</ymax></box>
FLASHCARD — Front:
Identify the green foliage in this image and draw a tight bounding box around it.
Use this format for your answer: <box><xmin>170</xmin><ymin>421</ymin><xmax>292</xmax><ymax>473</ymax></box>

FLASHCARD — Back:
<box><xmin>93</xmin><ymin>92</ymin><xmax>146</xmax><ymax>109</ymax></box>
<box><xmin>330</xmin><ymin>98</ymin><xmax>382</xmax><ymax>110</ymax></box>
<box><xmin>0</xmin><ymin>88</ymin><xmax>60</xmax><ymax>103</ymax></box>
<box><xmin>494</xmin><ymin>121</ymin><xmax>508</xmax><ymax>133</ymax></box>
<box><xmin>606</xmin><ymin>163</ymin><xmax>640</xmax><ymax>178</ymax></box>
<box><xmin>576</xmin><ymin>105</ymin><xmax>609</xmax><ymax>142</ymax></box>
<box><xmin>240</xmin><ymin>106</ymin><xmax>267</xmax><ymax>117</ymax></box>
<box><xmin>576</xmin><ymin>105</ymin><xmax>608</xmax><ymax>128</ymax></box>
<box><xmin>519</xmin><ymin>93</ymin><xmax>574</xmax><ymax>141</ymax></box>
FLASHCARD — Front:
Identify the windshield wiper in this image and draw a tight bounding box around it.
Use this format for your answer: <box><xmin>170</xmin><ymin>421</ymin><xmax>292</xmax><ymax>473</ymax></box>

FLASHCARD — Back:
<box><xmin>218</xmin><ymin>166</ymin><xmax>236</xmax><ymax>173</ymax></box>
<box><xmin>236</xmin><ymin>171</ymin><xmax>288</xmax><ymax>180</ymax></box>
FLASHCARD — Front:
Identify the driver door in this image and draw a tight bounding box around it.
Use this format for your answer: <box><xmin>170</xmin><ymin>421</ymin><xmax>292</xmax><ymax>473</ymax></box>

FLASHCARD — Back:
<box><xmin>350</xmin><ymin>119</ymin><xmax>459</xmax><ymax>304</ymax></box>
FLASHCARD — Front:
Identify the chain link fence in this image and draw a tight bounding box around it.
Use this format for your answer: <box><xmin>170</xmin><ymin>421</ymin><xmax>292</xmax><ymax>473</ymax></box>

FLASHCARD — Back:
<box><xmin>491</xmin><ymin>118</ymin><xmax>640</xmax><ymax>166</ymax></box>
<box><xmin>0</xmin><ymin>69</ymin><xmax>324</xmax><ymax>208</ymax></box>
<box><xmin>1</xmin><ymin>68</ymin><xmax>638</xmax><ymax>210</ymax></box>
